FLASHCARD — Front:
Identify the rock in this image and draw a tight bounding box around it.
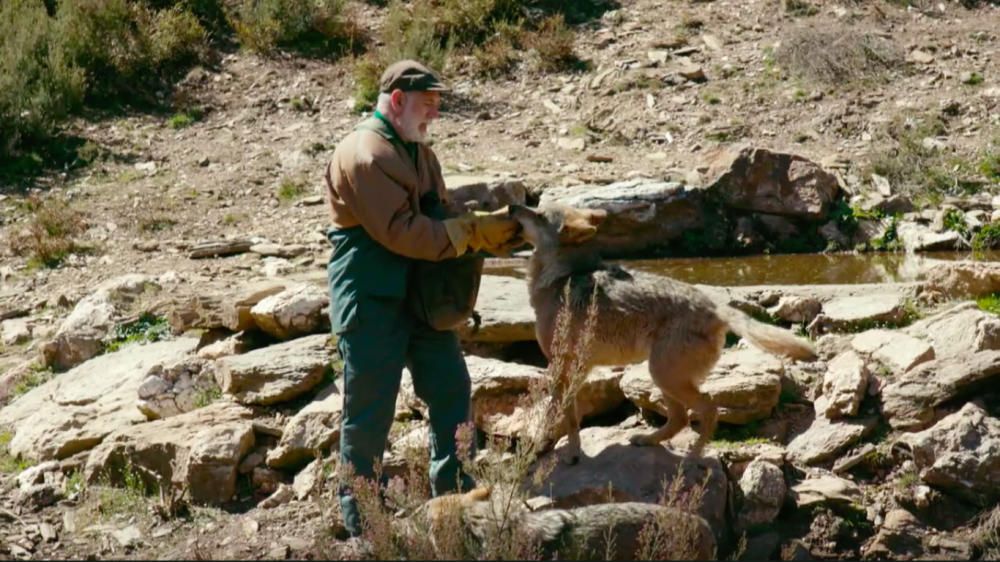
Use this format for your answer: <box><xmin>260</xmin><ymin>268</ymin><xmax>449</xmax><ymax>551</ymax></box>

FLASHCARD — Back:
<box><xmin>756</xmin><ymin>214</ymin><xmax>799</xmax><ymax>240</ymax></box>
<box><xmin>260</xmin><ymin>483</ymin><xmax>294</xmax><ymax>508</ymax></box>
<box><xmin>557</xmin><ymin>137</ymin><xmax>586</xmax><ymax>151</ymax></box>
<box><xmin>818</xmin><ymin>221</ymin><xmax>850</xmax><ymax>248</ymax></box>
<box><xmin>197</xmin><ymin>332</ymin><xmax>255</xmax><ymax>360</ymax></box>
<box><xmin>863</xmin><ymin>509</ymin><xmax>925</xmax><ymax>560</ymax></box>
<box><xmin>921</xmin><ymin>260</ymin><xmax>1000</xmax><ymax>300</ymax></box>
<box><xmin>16</xmin><ymin>483</ymin><xmax>64</xmax><ymax>510</ymax></box>
<box><xmin>84</xmin><ymin>401</ymin><xmax>255</xmax><ymax>505</ymax></box>
<box><xmin>822</xmin><ymin>351</ymin><xmax>869</xmax><ymax>419</ymax></box>
<box><xmin>899</xmin><ymin>402</ymin><xmax>1000</xmax><ymax>506</ymax></box>
<box><xmin>907</xmin><ymin>49</ymin><xmax>935</xmax><ymax>64</ymax></box>
<box><xmin>0</xmin><ymin>338</ymin><xmax>199</xmax><ymax>461</ymax></box>
<box><xmin>769</xmin><ymin>296</ymin><xmax>822</xmax><ymax>324</ymax></box>
<box><xmin>2</xmin><ymin>318</ymin><xmax>31</xmax><ymax>346</ymax></box>
<box><xmin>16</xmin><ymin>461</ymin><xmax>61</xmax><ymax>489</ymax></box>
<box><xmin>457</xmin><ymin>275</ymin><xmax>535</xmax><ymax>343</ymax></box>
<box><xmin>292</xmin><ymin>458</ymin><xmax>325</xmax><ymax>500</ymax></box>
<box><xmin>787</xmin><ymin>397</ymin><xmax>874</xmax><ymax>465</ymax></box>
<box><xmin>623</xmin><ymin>347</ymin><xmax>784</xmax><ymax>425</ymax></box>
<box><xmin>850</xmin><ymin>329</ymin><xmax>934</xmax><ymax>375</ymax></box>
<box><xmin>905</xmin><ymin>301</ymin><xmax>1000</xmax><ymax>360</ymax></box>
<box><xmin>163</xmin><ymin>280</ymin><xmax>287</xmax><ymax>334</ymax></box>
<box><xmin>736</xmin><ymin>459</ymin><xmax>786</xmax><ymax>532</ymax></box>
<box><xmin>703</xmin><ymin>146</ymin><xmax>840</xmax><ymax>220</ymax></box>
<box><xmin>832</xmin><ymin>443</ymin><xmax>876</xmax><ymax>475</ymax></box>
<box><xmin>112</xmin><ymin>525</ymin><xmax>142</xmax><ymax>549</ymax></box>
<box><xmin>249</xmin><ymin>244</ymin><xmax>308</xmax><ymax>259</ymax></box>
<box><xmin>189</xmin><ymin>239</ymin><xmax>254</xmax><ymax>259</ymax></box>
<box><xmin>881</xmin><ymin>351</ymin><xmax>1000</xmax><ymax>430</ymax></box>
<box><xmin>678</xmin><ymin>63</ymin><xmax>707</xmax><ymax>82</ymax></box>
<box><xmin>792</xmin><ymin>473</ymin><xmax>862</xmax><ymax>508</ymax></box>
<box><xmin>266</xmin><ymin>382</ymin><xmax>342</xmax><ymax>469</ymax></box>
<box><xmin>250</xmin><ymin>284</ymin><xmax>329</xmax><ymax>340</ymax></box>
<box><xmin>136</xmin><ymin>357</ymin><xmax>217</xmax><ymax>420</ymax></box>
<box><xmin>897</xmin><ymin>222</ymin><xmax>965</xmax><ymax>252</ymax></box>
<box><xmin>537</xmin><ymin>180</ymin><xmax>705</xmax><ymax>258</ymax></box>
<box><xmin>807</xmin><ymin>294</ymin><xmax>910</xmax><ymax>335</ymax></box>
<box><xmin>252</xmin><ymin>467</ymin><xmax>282</xmax><ymax>495</ymax></box>
<box><xmin>533</xmin><ymin>425</ymin><xmax>729</xmax><ymax>533</ymax></box>
<box><xmin>216</xmin><ymin>334</ymin><xmax>332</xmax><ymax>406</ymax></box>
<box><xmin>444</xmin><ymin>176</ymin><xmax>528</xmax><ymax>212</ymax></box>
<box><xmin>41</xmin><ymin>274</ymin><xmax>160</xmax><ymax>371</ymax></box>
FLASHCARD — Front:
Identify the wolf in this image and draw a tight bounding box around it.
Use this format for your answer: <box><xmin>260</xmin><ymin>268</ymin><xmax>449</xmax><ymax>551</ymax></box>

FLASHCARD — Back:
<box><xmin>507</xmin><ymin>204</ymin><xmax>816</xmax><ymax>463</ymax></box>
<box><xmin>411</xmin><ymin>486</ymin><xmax>716</xmax><ymax>560</ymax></box>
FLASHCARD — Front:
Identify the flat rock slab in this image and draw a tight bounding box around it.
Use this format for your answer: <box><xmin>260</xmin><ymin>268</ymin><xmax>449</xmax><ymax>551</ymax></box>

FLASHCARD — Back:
<box><xmin>792</xmin><ymin>474</ymin><xmax>862</xmax><ymax>508</ymax></box>
<box><xmin>266</xmin><ymin>383</ymin><xmax>343</xmax><ymax>469</ymax></box>
<box><xmin>538</xmin><ymin>180</ymin><xmax>705</xmax><ymax>258</ymax></box>
<box><xmin>457</xmin><ymin>275</ymin><xmax>536</xmax><ymax>343</ymax></box>
<box><xmin>881</xmin><ymin>351</ymin><xmax>1000</xmax><ymax>430</ymax></box>
<box><xmin>216</xmin><ymin>334</ymin><xmax>332</xmax><ymax>406</ymax></box>
<box><xmin>533</xmin><ymin>425</ymin><xmax>729</xmax><ymax>534</ymax></box>
<box><xmin>905</xmin><ymin>302</ymin><xmax>1000</xmax><ymax>360</ymax></box>
<box><xmin>786</xmin><ymin>398</ymin><xmax>875</xmax><ymax>465</ymax></box>
<box><xmin>622</xmin><ymin>347</ymin><xmax>783</xmax><ymax>425</ymax></box>
<box><xmin>897</xmin><ymin>223</ymin><xmax>965</xmax><ymax>253</ymax></box>
<box><xmin>0</xmin><ymin>338</ymin><xmax>199</xmax><ymax>462</ymax></box>
<box><xmin>900</xmin><ymin>402</ymin><xmax>1000</xmax><ymax>506</ymax></box>
<box><xmin>84</xmin><ymin>401</ymin><xmax>256</xmax><ymax>505</ymax></box>
<box><xmin>851</xmin><ymin>329</ymin><xmax>934</xmax><ymax>375</ymax></box>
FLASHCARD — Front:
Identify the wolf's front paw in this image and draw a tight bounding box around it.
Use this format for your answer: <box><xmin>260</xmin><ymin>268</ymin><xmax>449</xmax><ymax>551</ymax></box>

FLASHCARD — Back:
<box><xmin>558</xmin><ymin>445</ymin><xmax>581</xmax><ymax>465</ymax></box>
<box><xmin>628</xmin><ymin>433</ymin><xmax>659</xmax><ymax>447</ymax></box>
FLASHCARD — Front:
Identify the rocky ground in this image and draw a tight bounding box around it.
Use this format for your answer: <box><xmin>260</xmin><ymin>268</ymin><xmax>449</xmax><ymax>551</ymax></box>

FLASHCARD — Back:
<box><xmin>1</xmin><ymin>0</ymin><xmax>1000</xmax><ymax>560</ymax></box>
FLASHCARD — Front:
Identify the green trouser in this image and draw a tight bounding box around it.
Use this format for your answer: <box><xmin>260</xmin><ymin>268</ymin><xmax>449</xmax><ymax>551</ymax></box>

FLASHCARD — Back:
<box><xmin>327</xmin><ymin>228</ymin><xmax>475</xmax><ymax>537</ymax></box>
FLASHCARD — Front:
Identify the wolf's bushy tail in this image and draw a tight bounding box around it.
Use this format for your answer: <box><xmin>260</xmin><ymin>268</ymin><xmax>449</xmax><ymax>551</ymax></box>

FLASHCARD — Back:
<box><xmin>716</xmin><ymin>305</ymin><xmax>817</xmax><ymax>361</ymax></box>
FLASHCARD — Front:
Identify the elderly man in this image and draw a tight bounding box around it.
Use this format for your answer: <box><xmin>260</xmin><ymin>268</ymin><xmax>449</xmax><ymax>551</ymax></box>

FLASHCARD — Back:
<box><xmin>323</xmin><ymin>59</ymin><xmax>519</xmax><ymax>537</ymax></box>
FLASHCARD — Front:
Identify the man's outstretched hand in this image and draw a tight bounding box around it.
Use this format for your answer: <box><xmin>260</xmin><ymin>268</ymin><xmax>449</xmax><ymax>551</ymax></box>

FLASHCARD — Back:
<box><xmin>443</xmin><ymin>207</ymin><xmax>522</xmax><ymax>256</ymax></box>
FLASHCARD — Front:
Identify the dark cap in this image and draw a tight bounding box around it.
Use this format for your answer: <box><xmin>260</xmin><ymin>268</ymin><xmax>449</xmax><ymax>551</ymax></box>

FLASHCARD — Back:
<box><xmin>379</xmin><ymin>59</ymin><xmax>450</xmax><ymax>93</ymax></box>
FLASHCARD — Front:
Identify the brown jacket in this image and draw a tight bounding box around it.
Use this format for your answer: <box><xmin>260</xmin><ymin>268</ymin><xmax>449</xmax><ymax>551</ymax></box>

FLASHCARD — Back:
<box><xmin>324</xmin><ymin>115</ymin><xmax>457</xmax><ymax>261</ymax></box>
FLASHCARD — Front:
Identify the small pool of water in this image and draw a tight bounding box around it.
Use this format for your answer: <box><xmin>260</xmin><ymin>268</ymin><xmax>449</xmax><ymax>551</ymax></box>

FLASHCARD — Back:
<box><xmin>487</xmin><ymin>251</ymin><xmax>1000</xmax><ymax>286</ymax></box>
<box><xmin>617</xmin><ymin>251</ymin><xmax>1000</xmax><ymax>286</ymax></box>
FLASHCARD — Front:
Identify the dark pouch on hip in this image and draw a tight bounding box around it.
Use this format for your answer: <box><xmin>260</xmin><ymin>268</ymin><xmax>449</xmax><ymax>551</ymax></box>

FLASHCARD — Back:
<box><xmin>407</xmin><ymin>191</ymin><xmax>484</xmax><ymax>331</ymax></box>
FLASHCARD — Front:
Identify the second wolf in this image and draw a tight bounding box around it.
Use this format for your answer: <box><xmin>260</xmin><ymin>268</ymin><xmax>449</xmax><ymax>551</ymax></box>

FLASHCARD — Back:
<box><xmin>508</xmin><ymin>204</ymin><xmax>816</xmax><ymax>463</ymax></box>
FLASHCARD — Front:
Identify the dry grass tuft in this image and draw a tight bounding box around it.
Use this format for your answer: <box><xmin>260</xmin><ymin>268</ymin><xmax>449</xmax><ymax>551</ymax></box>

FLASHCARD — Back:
<box><xmin>775</xmin><ymin>25</ymin><xmax>902</xmax><ymax>85</ymax></box>
<box><xmin>7</xmin><ymin>195</ymin><xmax>88</xmax><ymax>269</ymax></box>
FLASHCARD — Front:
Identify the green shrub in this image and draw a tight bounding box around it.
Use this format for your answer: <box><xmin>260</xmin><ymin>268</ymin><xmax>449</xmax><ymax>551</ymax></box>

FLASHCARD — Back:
<box><xmin>0</xmin><ymin>0</ymin><xmax>85</xmax><ymax>159</ymax></box>
<box><xmin>973</xmin><ymin>222</ymin><xmax>1000</xmax><ymax>252</ymax></box>
<box><xmin>228</xmin><ymin>0</ymin><xmax>360</xmax><ymax>56</ymax></box>
<box><xmin>105</xmin><ymin>313</ymin><xmax>171</xmax><ymax>352</ymax></box>
<box><xmin>277</xmin><ymin>177</ymin><xmax>308</xmax><ymax>201</ymax></box>
<box><xmin>977</xmin><ymin>293</ymin><xmax>1000</xmax><ymax>315</ymax></box>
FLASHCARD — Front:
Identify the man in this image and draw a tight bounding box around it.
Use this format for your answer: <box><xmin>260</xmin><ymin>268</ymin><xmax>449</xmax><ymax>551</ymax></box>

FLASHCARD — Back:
<box><xmin>323</xmin><ymin>59</ymin><xmax>520</xmax><ymax>537</ymax></box>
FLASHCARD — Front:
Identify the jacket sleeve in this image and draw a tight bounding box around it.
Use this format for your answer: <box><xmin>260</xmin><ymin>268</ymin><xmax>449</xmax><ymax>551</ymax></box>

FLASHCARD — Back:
<box><xmin>339</xmin><ymin>151</ymin><xmax>458</xmax><ymax>262</ymax></box>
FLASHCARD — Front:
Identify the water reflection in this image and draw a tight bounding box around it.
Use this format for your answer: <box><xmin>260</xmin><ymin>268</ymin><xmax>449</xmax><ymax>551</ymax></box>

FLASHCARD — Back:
<box><xmin>617</xmin><ymin>251</ymin><xmax>1000</xmax><ymax>286</ymax></box>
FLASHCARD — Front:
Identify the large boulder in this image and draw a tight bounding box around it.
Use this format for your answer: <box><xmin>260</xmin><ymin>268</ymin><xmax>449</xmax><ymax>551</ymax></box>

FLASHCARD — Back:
<box><xmin>622</xmin><ymin>347</ymin><xmax>784</xmax><ymax>425</ymax></box>
<box><xmin>897</xmin><ymin>222</ymin><xmax>965</xmax><ymax>253</ymax></box>
<box><xmin>444</xmin><ymin>175</ymin><xmax>528</xmax><ymax>212</ymax></box>
<box><xmin>537</xmin><ymin>180</ymin><xmax>705</xmax><ymax>257</ymax></box>
<box><xmin>400</xmin><ymin>357</ymin><xmax>625</xmax><ymax>438</ymax></box>
<box><xmin>881</xmin><ymin>351</ymin><xmax>1000</xmax><ymax>430</ymax></box>
<box><xmin>0</xmin><ymin>338</ymin><xmax>199</xmax><ymax>462</ymax></box>
<box><xmin>921</xmin><ymin>260</ymin><xmax>1000</xmax><ymax>300</ymax></box>
<box><xmin>457</xmin><ymin>275</ymin><xmax>536</xmax><ymax>343</ymax></box>
<box><xmin>249</xmin><ymin>284</ymin><xmax>329</xmax><ymax>341</ymax></box>
<box><xmin>736</xmin><ymin>459</ymin><xmax>786</xmax><ymax>532</ymax></box>
<box><xmin>850</xmin><ymin>330</ymin><xmax>934</xmax><ymax>376</ymax></box>
<box><xmin>904</xmin><ymin>302</ymin><xmax>1000</xmax><ymax>360</ymax></box>
<box><xmin>899</xmin><ymin>402</ymin><xmax>1000</xmax><ymax>506</ymax></box>
<box><xmin>266</xmin><ymin>382</ymin><xmax>343</xmax><ymax>469</ymax></box>
<box><xmin>787</xmin><ymin>397</ymin><xmax>875</xmax><ymax>465</ymax></box>
<box><xmin>532</xmin><ymin>425</ymin><xmax>729</xmax><ymax>534</ymax></box>
<box><xmin>821</xmin><ymin>351</ymin><xmax>869</xmax><ymax>419</ymax></box>
<box><xmin>703</xmin><ymin>146</ymin><xmax>839</xmax><ymax>220</ymax></box>
<box><xmin>40</xmin><ymin>274</ymin><xmax>160</xmax><ymax>371</ymax></box>
<box><xmin>84</xmin><ymin>401</ymin><xmax>256</xmax><ymax>505</ymax></box>
<box><xmin>216</xmin><ymin>334</ymin><xmax>332</xmax><ymax>406</ymax></box>
<box><xmin>136</xmin><ymin>357</ymin><xmax>217</xmax><ymax>420</ymax></box>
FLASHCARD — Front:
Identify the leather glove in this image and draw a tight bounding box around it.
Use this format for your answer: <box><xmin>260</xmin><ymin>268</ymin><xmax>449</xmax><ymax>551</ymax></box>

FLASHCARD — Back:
<box><xmin>443</xmin><ymin>207</ymin><xmax>521</xmax><ymax>256</ymax></box>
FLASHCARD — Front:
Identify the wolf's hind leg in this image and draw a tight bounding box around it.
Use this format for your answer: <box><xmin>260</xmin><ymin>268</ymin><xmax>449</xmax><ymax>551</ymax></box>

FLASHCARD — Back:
<box><xmin>629</xmin><ymin>395</ymin><xmax>688</xmax><ymax>447</ymax></box>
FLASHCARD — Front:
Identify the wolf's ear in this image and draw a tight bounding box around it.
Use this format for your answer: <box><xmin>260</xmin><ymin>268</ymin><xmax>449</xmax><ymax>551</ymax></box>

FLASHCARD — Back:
<box><xmin>558</xmin><ymin>216</ymin><xmax>599</xmax><ymax>244</ymax></box>
<box><xmin>585</xmin><ymin>208</ymin><xmax>608</xmax><ymax>226</ymax></box>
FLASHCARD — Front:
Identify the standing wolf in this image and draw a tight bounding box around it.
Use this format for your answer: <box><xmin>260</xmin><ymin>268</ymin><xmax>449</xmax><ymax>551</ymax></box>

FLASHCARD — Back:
<box><xmin>508</xmin><ymin>204</ymin><xmax>816</xmax><ymax>463</ymax></box>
